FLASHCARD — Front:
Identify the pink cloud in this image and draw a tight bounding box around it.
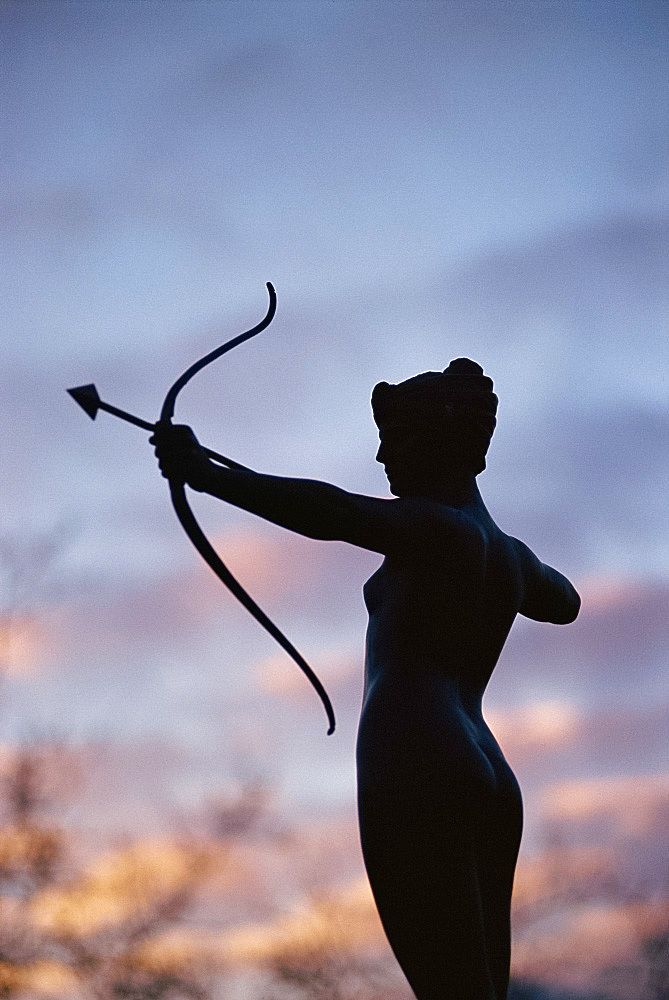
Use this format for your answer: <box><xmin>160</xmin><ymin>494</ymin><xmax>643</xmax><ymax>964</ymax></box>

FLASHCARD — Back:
<box><xmin>60</xmin><ymin>523</ymin><xmax>374</xmax><ymax>653</ymax></box>
<box><xmin>576</xmin><ymin>573</ymin><xmax>650</xmax><ymax>613</ymax></box>
<box><xmin>493</xmin><ymin>574</ymin><xmax>668</xmax><ymax>703</ymax></box>
<box><xmin>255</xmin><ymin>646</ymin><xmax>359</xmax><ymax>703</ymax></box>
<box><xmin>207</xmin><ymin>527</ymin><xmax>377</xmax><ymax>622</ymax></box>
<box><xmin>485</xmin><ymin>698</ymin><xmax>668</xmax><ymax>779</ymax></box>
<box><xmin>486</xmin><ymin>699</ymin><xmax>581</xmax><ymax>754</ymax></box>
<box><xmin>206</xmin><ymin>528</ymin><xmax>323</xmax><ymax>605</ymax></box>
<box><xmin>539</xmin><ymin>773</ymin><xmax>669</xmax><ymax>839</ymax></box>
<box><xmin>0</xmin><ymin>612</ymin><xmax>63</xmax><ymax>676</ymax></box>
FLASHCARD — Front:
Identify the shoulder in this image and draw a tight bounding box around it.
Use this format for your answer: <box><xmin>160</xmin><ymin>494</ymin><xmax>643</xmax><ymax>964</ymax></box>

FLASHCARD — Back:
<box><xmin>339</xmin><ymin>491</ymin><xmax>487</xmax><ymax>557</ymax></box>
<box><xmin>390</xmin><ymin>498</ymin><xmax>487</xmax><ymax>557</ymax></box>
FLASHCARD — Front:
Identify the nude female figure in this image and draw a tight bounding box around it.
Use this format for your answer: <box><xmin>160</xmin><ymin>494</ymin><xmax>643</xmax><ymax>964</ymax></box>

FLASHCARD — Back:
<box><xmin>152</xmin><ymin>358</ymin><xmax>580</xmax><ymax>1000</ymax></box>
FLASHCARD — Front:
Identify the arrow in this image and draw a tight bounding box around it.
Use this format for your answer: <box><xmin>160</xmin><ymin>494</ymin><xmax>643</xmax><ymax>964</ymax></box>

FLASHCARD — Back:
<box><xmin>67</xmin><ymin>383</ymin><xmax>249</xmax><ymax>471</ymax></box>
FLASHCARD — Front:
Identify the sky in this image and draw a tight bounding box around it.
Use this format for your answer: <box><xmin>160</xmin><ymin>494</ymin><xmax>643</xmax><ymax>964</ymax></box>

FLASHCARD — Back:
<box><xmin>1</xmin><ymin>0</ymin><xmax>667</xmax><ymax>964</ymax></box>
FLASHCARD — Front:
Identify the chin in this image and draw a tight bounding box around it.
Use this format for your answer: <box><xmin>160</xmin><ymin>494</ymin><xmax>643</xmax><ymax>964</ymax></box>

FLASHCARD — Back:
<box><xmin>387</xmin><ymin>477</ymin><xmax>409</xmax><ymax>497</ymax></box>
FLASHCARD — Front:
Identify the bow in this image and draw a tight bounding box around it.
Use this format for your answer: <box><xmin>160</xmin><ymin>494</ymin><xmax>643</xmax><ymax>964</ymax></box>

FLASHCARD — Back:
<box><xmin>69</xmin><ymin>283</ymin><xmax>335</xmax><ymax>735</ymax></box>
<box><xmin>158</xmin><ymin>282</ymin><xmax>335</xmax><ymax>735</ymax></box>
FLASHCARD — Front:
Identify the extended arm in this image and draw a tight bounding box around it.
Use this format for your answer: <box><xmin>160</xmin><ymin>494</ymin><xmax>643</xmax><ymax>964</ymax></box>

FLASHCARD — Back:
<box><xmin>203</xmin><ymin>465</ymin><xmax>396</xmax><ymax>549</ymax></box>
<box><xmin>151</xmin><ymin>424</ymin><xmax>409</xmax><ymax>554</ymax></box>
<box><xmin>515</xmin><ymin>538</ymin><xmax>581</xmax><ymax>624</ymax></box>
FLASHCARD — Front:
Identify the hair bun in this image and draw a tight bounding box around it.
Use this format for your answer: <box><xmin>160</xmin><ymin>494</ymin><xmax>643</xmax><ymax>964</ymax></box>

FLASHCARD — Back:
<box><xmin>444</xmin><ymin>358</ymin><xmax>484</xmax><ymax>376</ymax></box>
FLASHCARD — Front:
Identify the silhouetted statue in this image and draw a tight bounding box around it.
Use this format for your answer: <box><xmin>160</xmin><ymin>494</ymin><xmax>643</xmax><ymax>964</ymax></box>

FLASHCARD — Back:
<box><xmin>151</xmin><ymin>358</ymin><xmax>580</xmax><ymax>1000</ymax></box>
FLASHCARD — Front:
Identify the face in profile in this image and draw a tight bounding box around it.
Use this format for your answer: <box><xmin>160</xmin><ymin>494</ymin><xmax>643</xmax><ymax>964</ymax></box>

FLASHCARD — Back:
<box><xmin>376</xmin><ymin>422</ymin><xmax>434</xmax><ymax>497</ymax></box>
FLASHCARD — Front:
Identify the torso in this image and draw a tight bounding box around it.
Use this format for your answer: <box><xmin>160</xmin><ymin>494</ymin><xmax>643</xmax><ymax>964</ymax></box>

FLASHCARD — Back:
<box><xmin>357</xmin><ymin>502</ymin><xmax>524</xmax><ymax>798</ymax></box>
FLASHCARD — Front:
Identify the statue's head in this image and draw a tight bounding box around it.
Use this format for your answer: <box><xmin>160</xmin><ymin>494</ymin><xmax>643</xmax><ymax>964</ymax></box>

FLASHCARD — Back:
<box><xmin>371</xmin><ymin>359</ymin><xmax>498</xmax><ymax>497</ymax></box>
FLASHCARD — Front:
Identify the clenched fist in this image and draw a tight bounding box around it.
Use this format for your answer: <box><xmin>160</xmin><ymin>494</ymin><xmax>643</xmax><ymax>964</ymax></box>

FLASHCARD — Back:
<box><xmin>150</xmin><ymin>423</ymin><xmax>213</xmax><ymax>491</ymax></box>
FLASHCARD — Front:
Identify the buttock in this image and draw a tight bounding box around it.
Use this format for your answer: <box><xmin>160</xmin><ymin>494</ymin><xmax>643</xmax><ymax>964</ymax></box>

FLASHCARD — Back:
<box><xmin>358</xmin><ymin>747</ymin><xmax>499</xmax><ymax>844</ymax></box>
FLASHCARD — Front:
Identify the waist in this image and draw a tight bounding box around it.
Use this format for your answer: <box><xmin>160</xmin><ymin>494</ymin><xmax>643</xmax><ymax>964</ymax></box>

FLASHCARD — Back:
<box><xmin>362</xmin><ymin>673</ymin><xmax>488</xmax><ymax>743</ymax></box>
<box><xmin>365</xmin><ymin>651</ymin><xmax>485</xmax><ymax>710</ymax></box>
<box><xmin>357</xmin><ymin>676</ymin><xmax>507</xmax><ymax>785</ymax></box>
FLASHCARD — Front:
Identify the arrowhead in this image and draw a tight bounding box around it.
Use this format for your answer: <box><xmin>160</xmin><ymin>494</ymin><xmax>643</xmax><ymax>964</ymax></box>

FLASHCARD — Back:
<box><xmin>67</xmin><ymin>383</ymin><xmax>101</xmax><ymax>420</ymax></box>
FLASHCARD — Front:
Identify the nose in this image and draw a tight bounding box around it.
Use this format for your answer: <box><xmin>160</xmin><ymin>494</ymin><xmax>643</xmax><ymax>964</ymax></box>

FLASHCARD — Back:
<box><xmin>376</xmin><ymin>442</ymin><xmax>385</xmax><ymax>464</ymax></box>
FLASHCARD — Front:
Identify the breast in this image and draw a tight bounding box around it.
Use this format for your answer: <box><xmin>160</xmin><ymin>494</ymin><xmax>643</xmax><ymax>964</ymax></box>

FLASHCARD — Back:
<box><xmin>363</xmin><ymin>561</ymin><xmax>386</xmax><ymax>612</ymax></box>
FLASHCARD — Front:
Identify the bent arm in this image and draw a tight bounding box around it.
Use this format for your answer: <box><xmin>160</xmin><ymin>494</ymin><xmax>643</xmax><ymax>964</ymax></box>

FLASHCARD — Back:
<box><xmin>515</xmin><ymin>539</ymin><xmax>581</xmax><ymax>624</ymax></box>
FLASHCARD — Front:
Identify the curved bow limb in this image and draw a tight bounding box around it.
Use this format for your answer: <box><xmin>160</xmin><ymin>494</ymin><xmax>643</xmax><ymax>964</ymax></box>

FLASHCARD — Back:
<box><xmin>168</xmin><ymin>479</ymin><xmax>335</xmax><ymax>734</ymax></box>
<box><xmin>160</xmin><ymin>283</ymin><xmax>336</xmax><ymax>735</ymax></box>
<box><xmin>161</xmin><ymin>283</ymin><xmax>277</xmax><ymax>424</ymax></box>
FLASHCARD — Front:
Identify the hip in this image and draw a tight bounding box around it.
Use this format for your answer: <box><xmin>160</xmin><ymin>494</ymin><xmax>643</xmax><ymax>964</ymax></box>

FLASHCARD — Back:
<box><xmin>356</xmin><ymin>683</ymin><xmax>516</xmax><ymax>803</ymax></box>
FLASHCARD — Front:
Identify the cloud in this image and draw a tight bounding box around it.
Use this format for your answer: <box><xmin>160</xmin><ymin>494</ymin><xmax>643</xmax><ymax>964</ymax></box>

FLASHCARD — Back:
<box><xmin>205</xmin><ymin>528</ymin><xmax>323</xmax><ymax>606</ymax></box>
<box><xmin>335</xmin><ymin>210</ymin><xmax>669</xmax><ymax>466</ymax></box>
<box><xmin>0</xmin><ymin>176</ymin><xmax>239</xmax><ymax>252</ymax></box>
<box><xmin>485</xmin><ymin>696</ymin><xmax>668</xmax><ymax>782</ymax></box>
<box><xmin>488</xmin><ymin>400</ymin><xmax>669</xmax><ymax>570</ymax></box>
<box><xmin>576</xmin><ymin>574</ymin><xmax>649</xmax><ymax>613</ymax></box>
<box><xmin>0</xmin><ymin>613</ymin><xmax>60</xmax><ymax>677</ymax></box>
<box><xmin>5</xmin><ymin>206</ymin><xmax>668</xmax><ymax>588</ymax></box>
<box><xmin>0</xmin><ymin>738</ymin><xmax>200</xmax><ymax>839</ymax></box>
<box><xmin>0</xmin><ymin>188</ymin><xmax>101</xmax><ymax>239</ymax></box>
<box><xmin>13</xmin><ymin>561</ymin><xmax>662</xmax><ymax>818</ymax></box>
<box><xmin>487</xmin><ymin>575</ymin><xmax>669</xmax><ymax>708</ymax></box>
<box><xmin>486</xmin><ymin>700</ymin><xmax>581</xmax><ymax>755</ymax></box>
<box><xmin>446</xmin><ymin>213</ymin><xmax>668</xmax><ymax>318</ymax></box>
<box><xmin>3</xmin><ymin>1</ymin><xmax>667</xmax><ymax>868</ymax></box>
<box><xmin>256</xmin><ymin>646</ymin><xmax>359</xmax><ymax>705</ymax></box>
<box><xmin>539</xmin><ymin>773</ymin><xmax>669</xmax><ymax>840</ymax></box>
<box><xmin>55</xmin><ymin>521</ymin><xmax>374</xmax><ymax>652</ymax></box>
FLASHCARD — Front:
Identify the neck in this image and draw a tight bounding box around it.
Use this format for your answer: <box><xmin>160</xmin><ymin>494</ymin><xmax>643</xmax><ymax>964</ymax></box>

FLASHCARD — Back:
<box><xmin>401</xmin><ymin>471</ymin><xmax>484</xmax><ymax>508</ymax></box>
